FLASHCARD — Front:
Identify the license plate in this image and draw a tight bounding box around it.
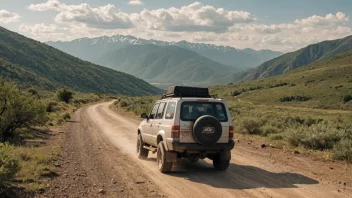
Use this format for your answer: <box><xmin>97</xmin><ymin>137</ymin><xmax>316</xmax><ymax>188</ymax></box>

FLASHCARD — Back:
<box><xmin>202</xmin><ymin>127</ymin><xmax>215</xmax><ymax>134</ymax></box>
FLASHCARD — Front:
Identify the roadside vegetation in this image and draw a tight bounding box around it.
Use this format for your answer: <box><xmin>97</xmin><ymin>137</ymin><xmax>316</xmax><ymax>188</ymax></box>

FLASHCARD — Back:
<box><xmin>113</xmin><ymin>52</ymin><xmax>352</xmax><ymax>163</ymax></box>
<box><xmin>0</xmin><ymin>80</ymin><xmax>113</xmax><ymax>196</ymax></box>
<box><xmin>114</xmin><ymin>96</ymin><xmax>352</xmax><ymax>163</ymax></box>
<box><xmin>112</xmin><ymin>96</ymin><xmax>158</xmax><ymax>116</ymax></box>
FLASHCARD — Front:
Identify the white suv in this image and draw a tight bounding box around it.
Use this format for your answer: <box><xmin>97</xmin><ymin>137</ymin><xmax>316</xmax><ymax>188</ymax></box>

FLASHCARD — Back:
<box><xmin>137</xmin><ymin>86</ymin><xmax>235</xmax><ymax>173</ymax></box>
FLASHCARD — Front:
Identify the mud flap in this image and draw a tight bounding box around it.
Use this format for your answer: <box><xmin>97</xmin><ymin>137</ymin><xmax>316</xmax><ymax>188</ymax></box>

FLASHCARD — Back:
<box><xmin>219</xmin><ymin>150</ymin><xmax>231</xmax><ymax>160</ymax></box>
<box><xmin>164</xmin><ymin>151</ymin><xmax>177</xmax><ymax>163</ymax></box>
<box><xmin>159</xmin><ymin>142</ymin><xmax>177</xmax><ymax>163</ymax></box>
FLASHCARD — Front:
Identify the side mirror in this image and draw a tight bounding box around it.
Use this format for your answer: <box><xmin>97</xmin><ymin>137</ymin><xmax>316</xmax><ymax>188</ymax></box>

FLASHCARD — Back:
<box><xmin>141</xmin><ymin>113</ymin><xmax>148</xmax><ymax>119</ymax></box>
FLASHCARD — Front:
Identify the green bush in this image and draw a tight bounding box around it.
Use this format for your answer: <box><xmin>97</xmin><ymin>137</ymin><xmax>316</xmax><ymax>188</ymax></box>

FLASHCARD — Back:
<box><xmin>242</xmin><ymin>119</ymin><xmax>263</xmax><ymax>135</ymax></box>
<box><xmin>56</xmin><ymin>88</ymin><xmax>73</xmax><ymax>103</ymax></box>
<box><xmin>46</xmin><ymin>101</ymin><xmax>58</xmax><ymax>112</ymax></box>
<box><xmin>269</xmin><ymin>133</ymin><xmax>284</xmax><ymax>140</ymax></box>
<box><xmin>332</xmin><ymin>138</ymin><xmax>352</xmax><ymax>162</ymax></box>
<box><xmin>343</xmin><ymin>95</ymin><xmax>352</xmax><ymax>103</ymax></box>
<box><xmin>62</xmin><ymin>113</ymin><xmax>71</xmax><ymax>120</ymax></box>
<box><xmin>285</xmin><ymin>123</ymin><xmax>345</xmax><ymax>150</ymax></box>
<box><xmin>119</xmin><ymin>99</ymin><xmax>128</xmax><ymax>108</ymax></box>
<box><xmin>0</xmin><ymin>143</ymin><xmax>19</xmax><ymax>192</ymax></box>
<box><xmin>260</xmin><ymin>125</ymin><xmax>279</xmax><ymax>136</ymax></box>
<box><xmin>0</xmin><ymin>82</ymin><xmax>46</xmax><ymax>139</ymax></box>
<box><xmin>27</xmin><ymin>88</ymin><xmax>39</xmax><ymax>98</ymax></box>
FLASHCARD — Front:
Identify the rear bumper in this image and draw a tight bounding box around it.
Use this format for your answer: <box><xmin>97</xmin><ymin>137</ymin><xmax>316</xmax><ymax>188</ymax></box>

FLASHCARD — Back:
<box><xmin>165</xmin><ymin>138</ymin><xmax>235</xmax><ymax>153</ymax></box>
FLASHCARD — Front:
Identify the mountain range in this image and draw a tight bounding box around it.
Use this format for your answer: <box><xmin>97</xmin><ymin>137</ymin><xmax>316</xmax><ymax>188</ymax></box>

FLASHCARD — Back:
<box><xmin>243</xmin><ymin>35</ymin><xmax>352</xmax><ymax>81</ymax></box>
<box><xmin>0</xmin><ymin>26</ymin><xmax>161</xmax><ymax>95</ymax></box>
<box><xmin>46</xmin><ymin>35</ymin><xmax>282</xmax><ymax>70</ymax></box>
<box><xmin>96</xmin><ymin>44</ymin><xmax>235</xmax><ymax>87</ymax></box>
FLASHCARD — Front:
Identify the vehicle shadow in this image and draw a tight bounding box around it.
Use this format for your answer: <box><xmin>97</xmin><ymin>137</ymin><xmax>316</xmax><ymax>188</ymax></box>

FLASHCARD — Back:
<box><xmin>164</xmin><ymin>159</ymin><xmax>319</xmax><ymax>190</ymax></box>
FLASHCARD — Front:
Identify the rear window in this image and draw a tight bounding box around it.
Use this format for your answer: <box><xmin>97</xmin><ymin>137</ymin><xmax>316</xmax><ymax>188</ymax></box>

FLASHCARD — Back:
<box><xmin>180</xmin><ymin>102</ymin><xmax>228</xmax><ymax>122</ymax></box>
<box><xmin>165</xmin><ymin>102</ymin><xmax>176</xmax><ymax>119</ymax></box>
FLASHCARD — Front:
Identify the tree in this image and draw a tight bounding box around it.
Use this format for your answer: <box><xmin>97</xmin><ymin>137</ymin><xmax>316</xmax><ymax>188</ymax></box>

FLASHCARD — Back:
<box><xmin>0</xmin><ymin>82</ymin><xmax>46</xmax><ymax>139</ymax></box>
<box><xmin>56</xmin><ymin>88</ymin><xmax>74</xmax><ymax>103</ymax></box>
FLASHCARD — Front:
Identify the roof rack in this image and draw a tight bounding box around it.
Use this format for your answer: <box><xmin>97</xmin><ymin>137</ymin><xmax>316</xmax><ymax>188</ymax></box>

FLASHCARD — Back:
<box><xmin>161</xmin><ymin>86</ymin><xmax>216</xmax><ymax>99</ymax></box>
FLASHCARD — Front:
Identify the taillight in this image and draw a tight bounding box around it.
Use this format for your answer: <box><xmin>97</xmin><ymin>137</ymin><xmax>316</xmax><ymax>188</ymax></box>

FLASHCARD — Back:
<box><xmin>171</xmin><ymin>125</ymin><xmax>180</xmax><ymax>138</ymax></box>
<box><xmin>229</xmin><ymin>126</ymin><xmax>234</xmax><ymax>139</ymax></box>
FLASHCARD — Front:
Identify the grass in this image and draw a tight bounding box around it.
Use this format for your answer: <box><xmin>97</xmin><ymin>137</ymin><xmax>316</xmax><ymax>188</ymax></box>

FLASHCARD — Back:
<box><xmin>113</xmin><ymin>94</ymin><xmax>352</xmax><ymax>162</ymax></box>
<box><xmin>11</xmin><ymin>132</ymin><xmax>62</xmax><ymax>191</ymax></box>
<box><xmin>113</xmin><ymin>96</ymin><xmax>158</xmax><ymax>116</ymax></box>
<box><xmin>211</xmin><ymin>51</ymin><xmax>352</xmax><ymax>110</ymax></box>
<box><xmin>0</xmin><ymin>90</ymin><xmax>115</xmax><ymax>195</ymax></box>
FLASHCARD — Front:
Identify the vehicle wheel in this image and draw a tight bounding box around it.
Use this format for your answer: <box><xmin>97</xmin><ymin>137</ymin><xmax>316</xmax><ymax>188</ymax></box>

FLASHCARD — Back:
<box><xmin>137</xmin><ymin>134</ymin><xmax>148</xmax><ymax>159</ymax></box>
<box><xmin>213</xmin><ymin>155</ymin><xmax>230</xmax><ymax>171</ymax></box>
<box><xmin>157</xmin><ymin>141</ymin><xmax>173</xmax><ymax>173</ymax></box>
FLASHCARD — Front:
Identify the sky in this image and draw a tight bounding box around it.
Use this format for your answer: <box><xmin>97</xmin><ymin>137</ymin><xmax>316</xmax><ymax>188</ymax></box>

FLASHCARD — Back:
<box><xmin>1</xmin><ymin>0</ymin><xmax>352</xmax><ymax>52</ymax></box>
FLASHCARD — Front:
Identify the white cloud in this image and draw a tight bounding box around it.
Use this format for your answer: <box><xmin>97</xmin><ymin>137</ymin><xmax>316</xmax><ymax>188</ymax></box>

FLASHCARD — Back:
<box><xmin>28</xmin><ymin>0</ymin><xmax>61</xmax><ymax>11</ymax></box>
<box><xmin>24</xmin><ymin>1</ymin><xmax>352</xmax><ymax>52</ymax></box>
<box><xmin>0</xmin><ymin>10</ymin><xmax>20</xmax><ymax>24</ymax></box>
<box><xmin>127</xmin><ymin>0</ymin><xmax>144</xmax><ymax>6</ymax></box>
<box><xmin>19</xmin><ymin>23</ymin><xmax>60</xmax><ymax>33</ymax></box>
<box><xmin>55</xmin><ymin>4</ymin><xmax>133</xmax><ymax>29</ymax></box>
<box><xmin>28</xmin><ymin>1</ymin><xmax>133</xmax><ymax>29</ymax></box>
<box><xmin>134</xmin><ymin>2</ymin><xmax>256</xmax><ymax>32</ymax></box>
<box><xmin>295</xmin><ymin>12</ymin><xmax>348</xmax><ymax>27</ymax></box>
<box><xmin>28</xmin><ymin>1</ymin><xmax>255</xmax><ymax>32</ymax></box>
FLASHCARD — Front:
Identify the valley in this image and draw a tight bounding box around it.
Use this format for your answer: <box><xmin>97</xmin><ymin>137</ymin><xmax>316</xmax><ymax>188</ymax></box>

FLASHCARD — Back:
<box><xmin>1</xmin><ymin>6</ymin><xmax>352</xmax><ymax>197</ymax></box>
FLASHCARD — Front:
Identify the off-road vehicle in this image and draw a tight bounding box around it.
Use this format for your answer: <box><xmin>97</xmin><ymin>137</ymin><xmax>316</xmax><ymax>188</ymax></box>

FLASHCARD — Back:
<box><xmin>137</xmin><ymin>86</ymin><xmax>235</xmax><ymax>173</ymax></box>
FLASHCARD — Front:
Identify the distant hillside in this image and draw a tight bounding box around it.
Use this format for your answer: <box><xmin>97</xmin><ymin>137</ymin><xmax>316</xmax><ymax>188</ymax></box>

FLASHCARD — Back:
<box><xmin>96</xmin><ymin>44</ymin><xmax>234</xmax><ymax>87</ymax></box>
<box><xmin>46</xmin><ymin>35</ymin><xmax>282</xmax><ymax>70</ymax></box>
<box><xmin>244</xmin><ymin>35</ymin><xmax>352</xmax><ymax>81</ymax></box>
<box><xmin>0</xmin><ymin>27</ymin><xmax>161</xmax><ymax>95</ymax></box>
<box><xmin>212</xmin><ymin>50</ymin><xmax>352</xmax><ymax>109</ymax></box>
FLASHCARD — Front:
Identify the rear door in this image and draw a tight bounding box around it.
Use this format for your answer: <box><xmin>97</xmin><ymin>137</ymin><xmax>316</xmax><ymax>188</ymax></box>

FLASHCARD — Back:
<box><xmin>143</xmin><ymin>102</ymin><xmax>159</xmax><ymax>144</ymax></box>
<box><xmin>179</xmin><ymin>101</ymin><xmax>229</xmax><ymax>143</ymax></box>
<box><xmin>152</xmin><ymin>102</ymin><xmax>166</xmax><ymax>143</ymax></box>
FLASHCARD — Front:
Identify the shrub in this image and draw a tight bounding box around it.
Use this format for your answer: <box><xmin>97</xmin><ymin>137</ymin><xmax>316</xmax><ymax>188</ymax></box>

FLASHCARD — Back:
<box><xmin>0</xmin><ymin>82</ymin><xmax>46</xmax><ymax>139</ymax></box>
<box><xmin>269</xmin><ymin>134</ymin><xmax>284</xmax><ymax>140</ymax></box>
<box><xmin>46</xmin><ymin>101</ymin><xmax>58</xmax><ymax>112</ymax></box>
<box><xmin>27</xmin><ymin>88</ymin><xmax>39</xmax><ymax>98</ymax></box>
<box><xmin>56</xmin><ymin>88</ymin><xmax>73</xmax><ymax>103</ymax></box>
<box><xmin>332</xmin><ymin>138</ymin><xmax>352</xmax><ymax>162</ymax></box>
<box><xmin>242</xmin><ymin>119</ymin><xmax>263</xmax><ymax>135</ymax></box>
<box><xmin>260</xmin><ymin>125</ymin><xmax>279</xmax><ymax>136</ymax></box>
<box><xmin>285</xmin><ymin>123</ymin><xmax>345</xmax><ymax>150</ymax></box>
<box><xmin>119</xmin><ymin>99</ymin><xmax>128</xmax><ymax>108</ymax></box>
<box><xmin>280</xmin><ymin>96</ymin><xmax>311</xmax><ymax>102</ymax></box>
<box><xmin>0</xmin><ymin>143</ymin><xmax>19</xmax><ymax>192</ymax></box>
<box><xmin>232</xmin><ymin>91</ymin><xmax>242</xmax><ymax>96</ymax></box>
<box><xmin>343</xmin><ymin>95</ymin><xmax>352</xmax><ymax>103</ymax></box>
<box><xmin>62</xmin><ymin>113</ymin><xmax>71</xmax><ymax>120</ymax></box>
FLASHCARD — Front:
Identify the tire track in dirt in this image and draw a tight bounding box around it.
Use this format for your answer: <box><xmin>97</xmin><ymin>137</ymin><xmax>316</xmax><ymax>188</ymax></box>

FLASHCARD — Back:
<box><xmin>82</xmin><ymin>101</ymin><xmax>351</xmax><ymax>198</ymax></box>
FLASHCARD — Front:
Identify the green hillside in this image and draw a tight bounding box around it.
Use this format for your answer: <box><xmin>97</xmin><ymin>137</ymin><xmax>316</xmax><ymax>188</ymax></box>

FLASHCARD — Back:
<box><xmin>212</xmin><ymin>50</ymin><xmax>352</xmax><ymax>110</ymax></box>
<box><xmin>96</xmin><ymin>44</ymin><xmax>235</xmax><ymax>86</ymax></box>
<box><xmin>0</xmin><ymin>27</ymin><xmax>161</xmax><ymax>96</ymax></box>
<box><xmin>244</xmin><ymin>35</ymin><xmax>352</xmax><ymax>81</ymax></box>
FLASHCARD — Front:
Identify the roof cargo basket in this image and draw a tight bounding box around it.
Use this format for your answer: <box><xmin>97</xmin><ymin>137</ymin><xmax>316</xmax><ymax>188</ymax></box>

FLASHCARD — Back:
<box><xmin>161</xmin><ymin>86</ymin><xmax>214</xmax><ymax>99</ymax></box>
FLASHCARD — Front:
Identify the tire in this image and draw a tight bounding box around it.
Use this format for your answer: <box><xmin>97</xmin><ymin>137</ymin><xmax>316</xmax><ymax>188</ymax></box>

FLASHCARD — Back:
<box><xmin>137</xmin><ymin>134</ymin><xmax>148</xmax><ymax>159</ymax></box>
<box><xmin>193</xmin><ymin>115</ymin><xmax>222</xmax><ymax>146</ymax></box>
<box><xmin>213</xmin><ymin>155</ymin><xmax>230</xmax><ymax>171</ymax></box>
<box><xmin>157</xmin><ymin>141</ymin><xmax>173</xmax><ymax>173</ymax></box>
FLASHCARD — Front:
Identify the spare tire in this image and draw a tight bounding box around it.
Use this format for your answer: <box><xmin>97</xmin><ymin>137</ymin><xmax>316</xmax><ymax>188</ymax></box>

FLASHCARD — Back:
<box><xmin>193</xmin><ymin>115</ymin><xmax>222</xmax><ymax>146</ymax></box>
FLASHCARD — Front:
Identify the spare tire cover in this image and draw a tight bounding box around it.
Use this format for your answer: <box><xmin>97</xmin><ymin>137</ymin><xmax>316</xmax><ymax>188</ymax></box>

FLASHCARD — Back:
<box><xmin>193</xmin><ymin>115</ymin><xmax>222</xmax><ymax>146</ymax></box>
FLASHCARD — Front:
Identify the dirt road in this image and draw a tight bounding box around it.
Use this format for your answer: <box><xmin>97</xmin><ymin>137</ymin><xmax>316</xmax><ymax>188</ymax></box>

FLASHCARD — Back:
<box><xmin>45</xmin><ymin>101</ymin><xmax>352</xmax><ymax>198</ymax></box>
